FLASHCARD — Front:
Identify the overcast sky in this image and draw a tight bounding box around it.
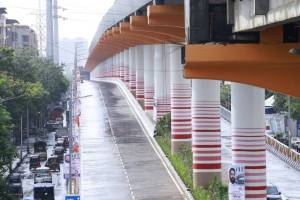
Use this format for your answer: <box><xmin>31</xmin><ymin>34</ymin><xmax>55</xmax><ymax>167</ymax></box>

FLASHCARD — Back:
<box><xmin>0</xmin><ymin>0</ymin><xmax>115</xmax><ymax>44</ymax></box>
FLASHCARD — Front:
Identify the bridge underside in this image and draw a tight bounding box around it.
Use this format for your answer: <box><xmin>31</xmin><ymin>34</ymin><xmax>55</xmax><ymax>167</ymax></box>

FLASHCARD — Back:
<box><xmin>184</xmin><ymin>43</ymin><xmax>300</xmax><ymax>98</ymax></box>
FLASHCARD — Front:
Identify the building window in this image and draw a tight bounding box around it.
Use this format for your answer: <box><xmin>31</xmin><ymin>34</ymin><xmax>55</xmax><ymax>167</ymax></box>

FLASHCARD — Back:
<box><xmin>22</xmin><ymin>35</ymin><xmax>29</xmax><ymax>43</ymax></box>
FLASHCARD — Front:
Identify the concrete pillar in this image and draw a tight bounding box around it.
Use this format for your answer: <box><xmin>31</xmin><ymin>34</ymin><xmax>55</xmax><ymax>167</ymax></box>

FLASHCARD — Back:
<box><xmin>144</xmin><ymin>45</ymin><xmax>155</xmax><ymax>118</ymax></box>
<box><xmin>129</xmin><ymin>47</ymin><xmax>136</xmax><ymax>94</ymax></box>
<box><xmin>136</xmin><ymin>45</ymin><xmax>145</xmax><ymax>103</ymax></box>
<box><xmin>124</xmin><ymin>49</ymin><xmax>130</xmax><ymax>88</ymax></box>
<box><xmin>119</xmin><ymin>51</ymin><xmax>124</xmax><ymax>81</ymax></box>
<box><xmin>192</xmin><ymin>80</ymin><xmax>221</xmax><ymax>189</ymax></box>
<box><xmin>170</xmin><ymin>44</ymin><xmax>192</xmax><ymax>154</ymax></box>
<box><xmin>231</xmin><ymin>83</ymin><xmax>266</xmax><ymax>200</ymax></box>
<box><xmin>154</xmin><ymin>44</ymin><xmax>171</xmax><ymax>122</ymax></box>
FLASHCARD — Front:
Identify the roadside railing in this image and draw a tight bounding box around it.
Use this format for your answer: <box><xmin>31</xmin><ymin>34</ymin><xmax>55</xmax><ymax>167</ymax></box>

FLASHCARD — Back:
<box><xmin>220</xmin><ymin>106</ymin><xmax>300</xmax><ymax>171</ymax></box>
<box><xmin>266</xmin><ymin>135</ymin><xmax>300</xmax><ymax>170</ymax></box>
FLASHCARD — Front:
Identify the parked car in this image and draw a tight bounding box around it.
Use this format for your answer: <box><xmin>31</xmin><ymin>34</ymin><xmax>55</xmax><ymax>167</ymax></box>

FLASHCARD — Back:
<box><xmin>45</xmin><ymin>156</ymin><xmax>60</xmax><ymax>172</ymax></box>
<box><xmin>29</xmin><ymin>154</ymin><xmax>41</xmax><ymax>171</ymax></box>
<box><xmin>33</xmin><ymin>183</ymin><xmax>54</xmax><ymax>200</ymax></box>
<box><xmin>62</xmin><ymin>136</ymin><xmax>69</xmax><ymax>149</ymax></box>
<box><xmin>34</xmin><ymin>141</ymin><xmax>47</xmax><ymax>161</ymax></box>
<box><xmin>267</xmin><ymin>185</ymin><xmax>282</xmax><ymax>200</ymax></box>
<box><xmin>53</xmin><ymin>147</ymin><xmax>65</xmax><ymax>163</ymax></box>
<box><xmin>7</xmin><ymin>173</ymin><xmax>23</xmax><ymax>199</ymax></box>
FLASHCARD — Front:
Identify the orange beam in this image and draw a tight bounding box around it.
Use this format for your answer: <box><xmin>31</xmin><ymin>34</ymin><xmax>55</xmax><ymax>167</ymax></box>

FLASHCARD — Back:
<box><xmin>147</xmin><ymin>5</ymin><xmax>184</xmax><ymax>28</ymax></box>
<box><xmin>130</xmin><ymin>16</ymin><xmax>184</xmax><ymax>43</ymax></box>
<box><xmin>184</xmin><ymin>44</ymin><xmax>300</xmax><ymax>98</ymax></box>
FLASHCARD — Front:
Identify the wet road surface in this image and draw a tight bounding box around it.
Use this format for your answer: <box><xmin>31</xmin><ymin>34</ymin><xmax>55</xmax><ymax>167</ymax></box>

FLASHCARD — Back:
<box><xmin>20</xmin><ymin>131</ymin><xmax>67</xmax><ymax>199</ymax></box>
<box><xmin>80</xmin><ymin>81</ymin><xmax>184</xmax><ymax>200</ymax></box>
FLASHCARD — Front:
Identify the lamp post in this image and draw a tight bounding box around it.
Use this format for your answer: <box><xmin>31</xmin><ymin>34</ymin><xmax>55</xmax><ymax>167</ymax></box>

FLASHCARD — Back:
<box><xmin>26</xmin><ymin>103</ymin><xmax>30</xmax><ymax>153</ymax></box>
<box><xmin>20</xmin><ymin>115</ymin><xmax>23</xmax><ymax>160</ymax></box>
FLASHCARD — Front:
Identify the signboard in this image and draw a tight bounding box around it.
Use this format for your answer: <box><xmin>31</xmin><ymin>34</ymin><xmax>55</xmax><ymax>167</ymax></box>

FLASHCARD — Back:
<box><xmin>65</xmin><ymin>195</ymin><xmax>80</xmax><ymax>200</ymax></box>
<box><xmin>228</xmin><ymin>164</ymin><xmax>245</xmax><ymax>200</ymax></box>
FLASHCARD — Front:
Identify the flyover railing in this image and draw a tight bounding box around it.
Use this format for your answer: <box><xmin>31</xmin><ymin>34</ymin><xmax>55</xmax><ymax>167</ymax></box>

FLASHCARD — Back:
<box><xmin>220</xmin><ymin>106</ymin><xmax>300</xmax><ymax>171</ymax></box>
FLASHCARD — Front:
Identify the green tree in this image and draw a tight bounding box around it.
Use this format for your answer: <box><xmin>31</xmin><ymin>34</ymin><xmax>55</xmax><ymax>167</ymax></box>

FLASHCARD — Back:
<box><xmin>220</xmin><ymin>82</ymin><xmax>231</xmax><ymax>110</ymax></box>
<box><xmin>0</xmin><ymin>103</ymin><xmax>15</xmax><ymax>176</ymax></box>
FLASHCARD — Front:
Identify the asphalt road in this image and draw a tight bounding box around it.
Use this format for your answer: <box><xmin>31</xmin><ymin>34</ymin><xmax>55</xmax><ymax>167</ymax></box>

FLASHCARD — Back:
<box><xmin>80</xmin><ymin>81</ymin><xmax>184</xmax><ymax>200</ymax></box>
<box><xmin>19</xmin><ymin>131</ymin><xmax>67</xmax><ymax>200</ymax></box>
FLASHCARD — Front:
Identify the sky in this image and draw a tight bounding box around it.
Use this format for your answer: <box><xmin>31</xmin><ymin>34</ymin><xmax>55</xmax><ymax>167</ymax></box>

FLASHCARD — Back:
<box><xmin>0</xmin><ymin>0</ymin><xmax>115</xmax><ymax>44</ymax></box>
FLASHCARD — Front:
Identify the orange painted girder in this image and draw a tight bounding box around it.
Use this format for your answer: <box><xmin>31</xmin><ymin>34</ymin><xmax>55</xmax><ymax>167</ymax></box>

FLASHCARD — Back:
<box><xmin>184</xmin><ymin>44</ymin><xmax>300</xmax><ymax>98</ymax></box>
<box><xmin>130</xmin><ymin>16</ymin><xmax>184</xmax><ymax>43</ymax></box>
<box><xmin>147</xmin><ymin>5</ymin><xmax>184</xmax><ymax>28</ymax></box>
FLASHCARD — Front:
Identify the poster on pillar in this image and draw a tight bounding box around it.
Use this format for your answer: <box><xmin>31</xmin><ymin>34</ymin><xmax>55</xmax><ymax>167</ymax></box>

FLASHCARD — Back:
<box><xmin>228</xmin><ymin>164</ymin><xmax>245</xmax><ymax>200</ymax></box>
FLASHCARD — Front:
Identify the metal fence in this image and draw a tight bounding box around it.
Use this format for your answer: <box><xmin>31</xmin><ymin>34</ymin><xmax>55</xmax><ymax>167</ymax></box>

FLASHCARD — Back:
<box><xmin>220</xmin><ymin>106</ymin><xmax>300</xmax><ymax>171</ymax></box>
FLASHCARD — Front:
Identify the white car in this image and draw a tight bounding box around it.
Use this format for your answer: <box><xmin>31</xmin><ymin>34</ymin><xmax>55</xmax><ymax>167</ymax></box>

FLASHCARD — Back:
<box><xmin>267</xmin><ymin>185</ymin><xmax>282</xmax><ymax>200</ymax></box>
<box><xmin>34</xmin><ymin>167</ymin><xmax>52</xmax><ymax>184</ymax></box>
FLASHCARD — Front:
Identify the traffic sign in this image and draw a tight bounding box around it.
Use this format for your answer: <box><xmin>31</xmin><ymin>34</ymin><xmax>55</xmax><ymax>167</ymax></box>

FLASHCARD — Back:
<box><xmin>65</xmin><ymin>195</ymin><xmax>80</xmax><ymax>200</ymax></box>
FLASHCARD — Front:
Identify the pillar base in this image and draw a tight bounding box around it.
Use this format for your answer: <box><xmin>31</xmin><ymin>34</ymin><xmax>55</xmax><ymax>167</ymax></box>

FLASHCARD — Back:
<box><xmin>171</xmin><ymin>141</ymin><xmax>191</xmax><ymax>155</ymax></box>
<box><xmin>193</xmin><ymin>172</ymin><xmax>221</xmax><ymax>189</ymax></box>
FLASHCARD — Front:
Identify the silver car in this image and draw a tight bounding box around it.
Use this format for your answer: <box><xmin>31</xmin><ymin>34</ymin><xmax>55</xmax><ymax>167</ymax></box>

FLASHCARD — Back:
<box><xmin>34</xmin><ymin>167</ymin><xmax>52</xmax><ymax>184</ymax></box>
<box><xmin>267</xmin><ymin>185</ymin><xmax>282</xmax><ymax>200</ymax></box>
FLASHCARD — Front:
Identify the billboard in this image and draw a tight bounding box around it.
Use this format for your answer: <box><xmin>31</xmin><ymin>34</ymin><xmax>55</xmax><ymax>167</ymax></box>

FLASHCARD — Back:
<box><xmin>228</xmin><ymin>164</ymin><xmax>245</xmax><ymax>200</ymax></box>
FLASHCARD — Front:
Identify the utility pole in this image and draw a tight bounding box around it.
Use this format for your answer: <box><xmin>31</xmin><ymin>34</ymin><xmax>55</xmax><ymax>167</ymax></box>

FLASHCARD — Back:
<box><xmin>46</xmin><ymin>0</ymin><xmax>54</xmax><ymax>60</ymax></box>
<box><xmin>20</xmin><ymin>115</ymin><xmax>23</xmax><ymax>159</ymax></box>
<box><xmin>53</xmin><ymin>0</ymin><xmax>59</xmax><ymax>64</ymax></box>
<box><xmin>26</xmin><ymin>103</ymin><xmax>30</xmax><ymax>153</ymax></box>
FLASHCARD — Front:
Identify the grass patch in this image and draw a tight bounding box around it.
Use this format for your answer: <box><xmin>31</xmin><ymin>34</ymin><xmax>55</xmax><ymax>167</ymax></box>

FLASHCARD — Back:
<box><xmin>155</xmin><ymin>113</ymin><xmax>228</xmax><ymax>200</ymax></box>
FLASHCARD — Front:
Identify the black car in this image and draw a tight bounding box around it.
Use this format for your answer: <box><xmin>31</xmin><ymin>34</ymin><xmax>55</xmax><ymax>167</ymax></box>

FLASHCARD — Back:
<box><xmin>7</xmin><ymin>173</ymin><xmax>23</xmax><ymax>199</ymax></box>
<box><xmin>34</xmin><ymin>183</ymin><xmax>55</xmax><ymax>200</ymax></box>
<box><xmin>34</xmin><ymin>141</ymin><xmax>47</xmax><ymax>161</ymax></box>
<box><xmin>53</xmin><ymin>147</ymin><xmax>64</xmax><ymax>163</ymax></box>
<box><xmin>29</xmin><ymin>154</ymin><xmax>41</xmax><ymax>171</ymax></box>
<box><xmin>45</xmin><ymin>156</ymin><xmax>60</xmax><ymax>172</ymax></box>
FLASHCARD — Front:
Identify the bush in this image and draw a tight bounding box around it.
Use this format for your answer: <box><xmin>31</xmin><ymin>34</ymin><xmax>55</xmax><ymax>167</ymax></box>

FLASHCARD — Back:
<box><xmin>155</xmin><ymin>113</ymin><xmax>228</xmax><ymax>200</ymax></box>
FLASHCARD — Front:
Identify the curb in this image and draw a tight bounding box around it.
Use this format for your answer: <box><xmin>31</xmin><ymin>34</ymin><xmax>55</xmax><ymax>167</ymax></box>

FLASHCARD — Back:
<box><xmin>93</xmin><ymin>78</ymin><xmax>194</xmax><ymax>200</ymax></box>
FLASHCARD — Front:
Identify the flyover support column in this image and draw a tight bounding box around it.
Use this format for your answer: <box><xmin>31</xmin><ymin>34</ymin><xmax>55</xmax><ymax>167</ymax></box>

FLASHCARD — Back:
<box><xmin>144</xmin><ymin>45</ymin><xmax>155</xmax><ymax>118</ymax></box>
<box><xmin>119</xmin><ymin>51</ymin><xmax>124</xmax><ymax>81</ymax></box>
<box><xmin>170</xmin><ymin>44</ymin><xmax>191</xmax><ymax>154</ymax></box>
<box><xmin>124</xmin><ymin>49</ymin><xmax>130</xmax><ymax>88</ymax></box>
<box><xmin>129</xmin><ymin>47</ymin><xmax>136</xmax><ymax>95</ymax></box>
<box><xmin>115</xmin><ymin>54</ymin><xmax>120</xmax><ymax>78</ymax></box>
<box><xmin>136</xmin><ymin>45</ymin><xmax>144</xmax><ymax>103</ymax></box>
<box><xmin>192</xmin><ymin>80</ymin><xmax>221</xmax><ymax>189</ymax></box>
<box><xmin>154</xmin><ymin>44</ymin><xmax>170</xmax><ymax>122</ymax></box>
<box><xmin>231</xmin><ymin>83</ymin><xmax>266</xmax><ymax>200</ymax></box>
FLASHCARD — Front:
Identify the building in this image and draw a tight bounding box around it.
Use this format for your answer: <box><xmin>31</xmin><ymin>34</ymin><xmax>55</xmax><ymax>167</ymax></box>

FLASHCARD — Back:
<box><xmin>0</xmin><ymin>7</ymin><xmax>38</xmax><ymax>55</ymax></box>
<box><xmin>0</xmin><ymin>7</ymin><xmax>7</xmax><ymax>47</ymax></box>
<box><xmin>6</xmin><ymin>22</ymin><xmax>38</xmax><ymax>53</ymax></box>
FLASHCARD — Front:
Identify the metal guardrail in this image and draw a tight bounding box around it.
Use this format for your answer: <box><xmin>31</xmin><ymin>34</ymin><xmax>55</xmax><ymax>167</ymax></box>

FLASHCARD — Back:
<box><xmin>220</xmin><ymin>106</ymin><xmax>300</xmax><ymax>170</ymax></box>
<box><xmin>221</xmin><ymin>106</ymin><xmax>231</xmax><ymax>123</ymax></box>
<box><xmin>266</xmin><ymin>135</ymin><xmax>300</xmax><ymax>170</ymax></box>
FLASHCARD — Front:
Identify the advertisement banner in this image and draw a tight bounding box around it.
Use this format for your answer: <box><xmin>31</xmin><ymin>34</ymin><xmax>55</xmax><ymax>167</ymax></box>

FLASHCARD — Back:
<box><xmin>228</xmin><ymin>164</ymin><xmax>245</xmax><ymax>200</ymax></box>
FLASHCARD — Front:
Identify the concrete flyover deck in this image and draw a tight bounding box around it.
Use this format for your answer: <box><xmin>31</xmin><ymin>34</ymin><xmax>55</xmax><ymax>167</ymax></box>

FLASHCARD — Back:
<box><xmin>80</xmin><ymin>81</ymin><xmax>184</xmax><ymax>200</ymax></box>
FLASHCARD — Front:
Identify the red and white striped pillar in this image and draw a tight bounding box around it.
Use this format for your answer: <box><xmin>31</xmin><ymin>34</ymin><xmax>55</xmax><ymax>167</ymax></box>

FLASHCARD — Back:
<box><xmin>111</xmin><ymin>56</ymin><xmax>115</xmax><ymax>77</ymax></box>
<box><xmin>154</xmin><ymin>44</ymin><xmax>171</xmax><ymax>122</ymax></box>
<box><xmin>144</xmin><ymin>45</ymin><xmax>155</xmax><ymax>118</ymax></box>
<box><xmin>124</xmin><ymin>49</ymin><xmax>130</xmax><ymax>88</ymax></box>
<box><xmin>135</xmin><ymin>45</ymin><xmax>144</xmax><ymax>102</ymax></box>
<box><xmin>115</xmin><ymin>54</ymin><xmax>120</xmax><ymax>77</ymax></box>
<box><xmin>192</xmin><ymin>79</ymin><xmax>221</xmax><ymax>188</ymax></box>
<box><xmin>119</xmin><ymin>51</ymin><xmax>124</xmax><ymax>81</ymax></box>
<box><xmin>129</xmin><ymin>47</ymin><xmax>136</xmax><ymax>94</ymax></box>
<box><xmin>170</xmin><ymin>44</ymin><xmax>192</xmax><ymax>154</ymax></box>
<box><xmin>231</xmin><ymin>83</ymin><xmax>266</xmax><ymax>200</ymax></box>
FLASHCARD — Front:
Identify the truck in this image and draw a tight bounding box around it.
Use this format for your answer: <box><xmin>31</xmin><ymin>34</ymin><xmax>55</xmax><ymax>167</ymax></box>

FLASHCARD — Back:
<box><xmin>34</xmin><ymin>141</ymin><xmax>47</xmax><ymax>161</ymax></box>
